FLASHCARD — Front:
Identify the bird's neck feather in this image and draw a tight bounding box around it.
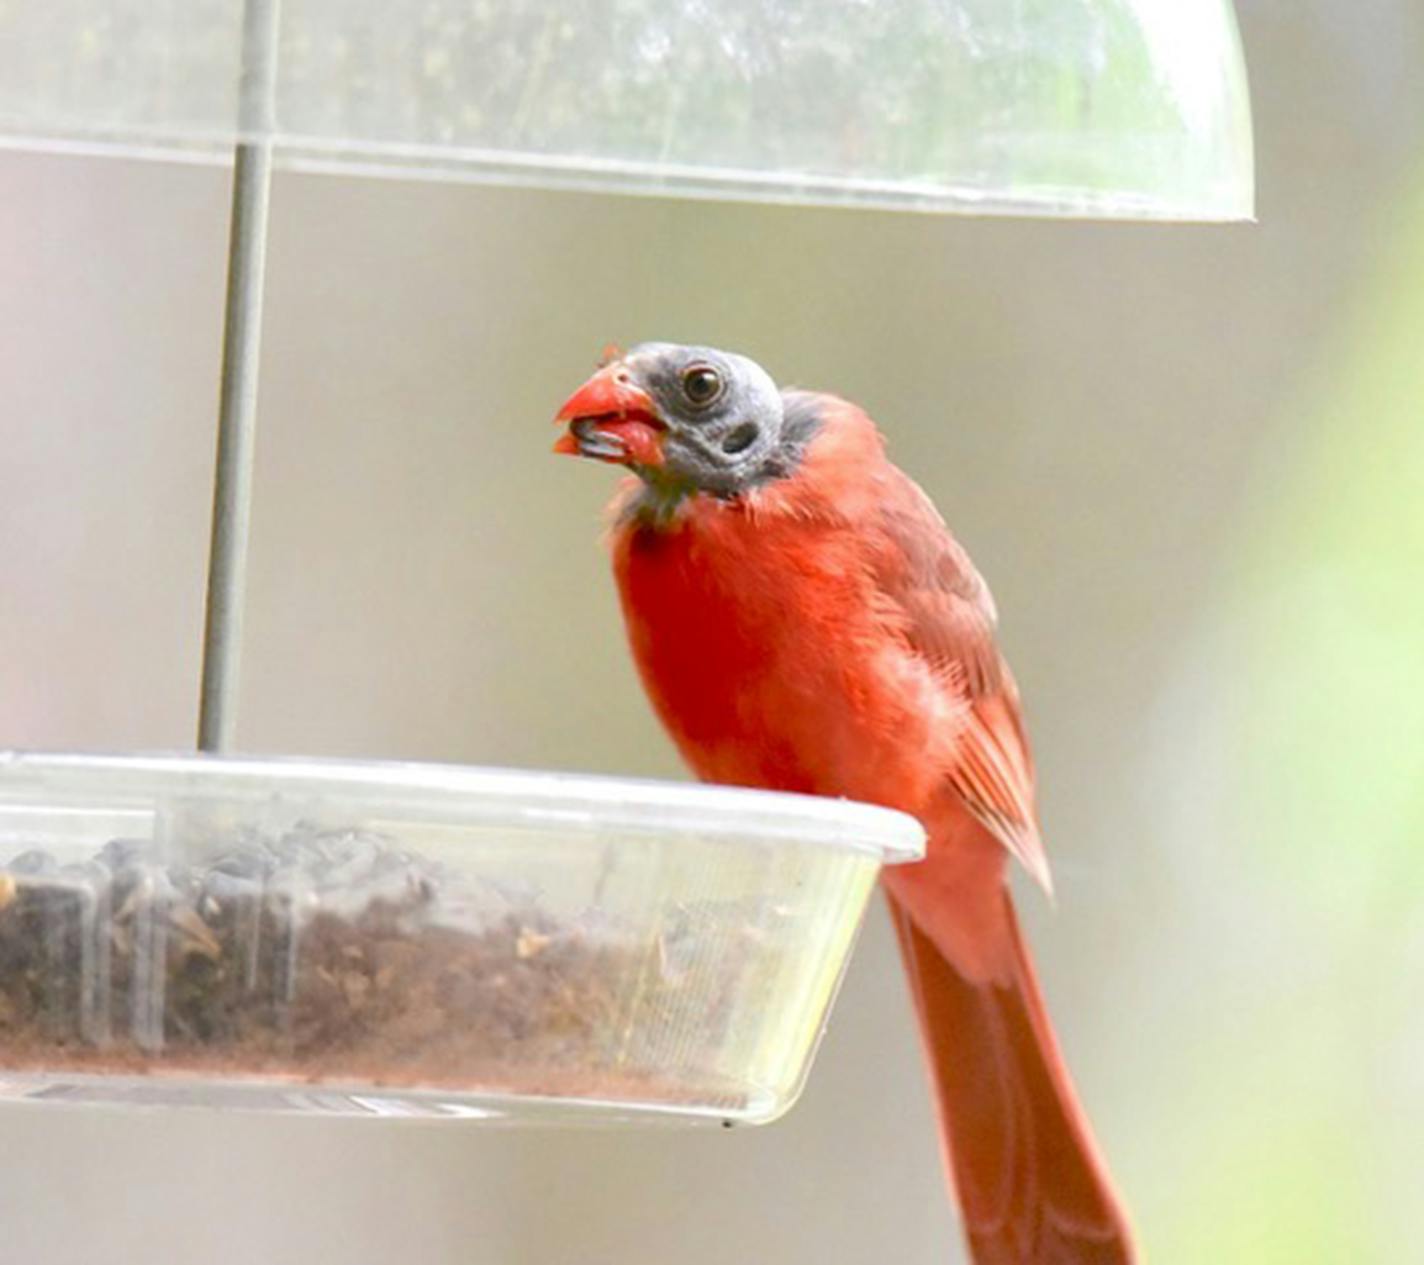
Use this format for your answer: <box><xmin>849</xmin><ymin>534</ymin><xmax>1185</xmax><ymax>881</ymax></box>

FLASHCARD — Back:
<box><xmin>612</xmin><ymin>392</ymin><xmax>879</xmax><ymax>533</ymax></box>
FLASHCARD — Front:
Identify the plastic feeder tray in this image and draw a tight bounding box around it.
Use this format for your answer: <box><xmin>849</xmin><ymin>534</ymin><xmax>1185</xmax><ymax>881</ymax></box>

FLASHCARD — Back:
<box><xmin>0</xmin><ymin>752</ymin><xmax>923</xmax><ymax>1122</ymax></box>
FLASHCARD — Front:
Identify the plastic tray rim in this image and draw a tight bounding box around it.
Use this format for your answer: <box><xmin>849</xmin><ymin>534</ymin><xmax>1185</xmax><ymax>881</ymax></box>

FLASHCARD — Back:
<box><xmin>0</xmin><ymin>750</ymin><xmax>926</xmax><ymax>863</ymax></box>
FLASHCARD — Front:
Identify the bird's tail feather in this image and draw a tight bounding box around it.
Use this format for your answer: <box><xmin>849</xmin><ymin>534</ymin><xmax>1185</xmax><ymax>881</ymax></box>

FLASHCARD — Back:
<box><xmin>887</xmin><ymin>891</ymin><xmax>1137</xmax><ymax>1265</ymax></box>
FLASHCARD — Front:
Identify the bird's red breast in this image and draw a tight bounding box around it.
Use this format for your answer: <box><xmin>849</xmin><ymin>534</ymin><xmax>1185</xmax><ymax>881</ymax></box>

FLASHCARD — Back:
<box><xmin>609</xmin><ymin>394</ymin><xmax>1043</xmax><ymax>978</ymax></box>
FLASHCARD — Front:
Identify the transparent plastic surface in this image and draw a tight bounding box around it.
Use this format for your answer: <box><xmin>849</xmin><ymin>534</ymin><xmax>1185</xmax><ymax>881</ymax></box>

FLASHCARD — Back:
<box><xmin>0</xmin><ymin>0</ymin><xmax>1254</xmax><ymax>220</ymax></box>
<box><xmin>0</xmin><ymin>752</ymin><xmax>922</xmax><ymax>1121</ymax></box>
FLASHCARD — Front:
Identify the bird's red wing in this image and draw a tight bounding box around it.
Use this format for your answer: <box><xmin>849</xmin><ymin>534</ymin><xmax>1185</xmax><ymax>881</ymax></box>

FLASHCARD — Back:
<box><xmin>876</xmin><ymin>481</ymin><xmax>1004</xmax><ymax>695</ymax></box>
<box><xmin>875</xmin><ymin>474</ymin><xmax>1052</xmax><ymax>892</ymax></box>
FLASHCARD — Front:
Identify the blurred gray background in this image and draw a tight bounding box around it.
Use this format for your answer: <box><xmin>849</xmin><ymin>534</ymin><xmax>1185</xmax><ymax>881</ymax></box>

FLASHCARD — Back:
<box><xmin>2</xmin><ymin>3</ymin><xmax>1423</xmax><ymax>1262</ymax></box>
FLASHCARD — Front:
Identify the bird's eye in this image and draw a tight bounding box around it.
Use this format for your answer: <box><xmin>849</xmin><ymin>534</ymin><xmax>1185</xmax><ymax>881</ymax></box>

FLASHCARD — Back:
<box><xmin>681</xmin><ymin>364</ymin><xmax>723</xmax><ymax>407</ymax></box>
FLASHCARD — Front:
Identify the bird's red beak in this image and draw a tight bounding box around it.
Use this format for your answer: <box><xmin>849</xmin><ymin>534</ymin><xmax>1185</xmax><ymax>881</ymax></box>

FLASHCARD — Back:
<box><xmin>553</xmin><ymin>364</ymin><xmax>667</xmax><ymax>467</ymax></box>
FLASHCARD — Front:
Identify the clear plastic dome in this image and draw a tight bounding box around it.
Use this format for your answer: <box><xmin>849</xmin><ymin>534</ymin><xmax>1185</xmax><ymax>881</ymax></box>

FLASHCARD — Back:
<box><xmin>0</xmin><ymin>0</ymin><xmax>1253</xmax><ymax>220</ymax></box>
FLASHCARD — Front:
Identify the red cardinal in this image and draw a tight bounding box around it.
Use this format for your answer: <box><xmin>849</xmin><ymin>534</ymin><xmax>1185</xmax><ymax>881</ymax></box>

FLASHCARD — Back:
<box><xmin>554</xmin><ymin>343</ymin><xmax>1137</xmax><ymax>1265</ymax></box>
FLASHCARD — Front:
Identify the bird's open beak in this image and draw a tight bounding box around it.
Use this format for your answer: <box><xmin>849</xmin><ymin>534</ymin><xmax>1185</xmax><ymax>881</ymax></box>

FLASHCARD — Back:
<box><xmin>553</xmin><ymin>364</ymin><xmax>667</xmax><ymax>467</ymax></box>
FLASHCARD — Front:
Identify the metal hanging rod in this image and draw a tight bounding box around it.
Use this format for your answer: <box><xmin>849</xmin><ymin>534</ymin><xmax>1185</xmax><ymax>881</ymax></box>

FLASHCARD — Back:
<box><xmin>197</xmin><ymin>0</ymin><xmax>281</xmax><ymax>753</ymax></box>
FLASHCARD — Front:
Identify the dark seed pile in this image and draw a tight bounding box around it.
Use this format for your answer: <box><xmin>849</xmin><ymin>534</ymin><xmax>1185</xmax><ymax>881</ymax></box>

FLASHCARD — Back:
<box><xmin>0</xmin><ymin>828</ymin><xmax>759</xmax><ymax>1105</ymax></box>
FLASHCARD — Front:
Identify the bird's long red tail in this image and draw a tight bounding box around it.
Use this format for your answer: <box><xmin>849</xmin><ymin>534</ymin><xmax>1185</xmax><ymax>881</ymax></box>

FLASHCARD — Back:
<box><xmin>887</xmin><ymin>892</ymin><xmax>1137</xmax><ymax>1265</ymax></box>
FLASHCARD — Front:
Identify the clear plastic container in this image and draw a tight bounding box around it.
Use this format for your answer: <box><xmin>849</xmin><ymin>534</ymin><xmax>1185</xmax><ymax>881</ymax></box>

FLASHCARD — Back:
<box><xmin>0</xmin><ymin>752</ymin><xmax>922</xmax><ymax>1122</ymax></box>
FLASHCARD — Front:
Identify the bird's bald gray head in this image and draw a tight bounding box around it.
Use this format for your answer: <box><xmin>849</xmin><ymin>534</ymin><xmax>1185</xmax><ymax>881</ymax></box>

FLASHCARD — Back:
<box><xmin>554</xmin><ymin>342</ymin><xmax>822</xmax><ymax>502</ymax></box>
<box><xmin>621</xmin><ymin>342</ymin><xmax>790</xmax><ymax>497</ymax></box>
